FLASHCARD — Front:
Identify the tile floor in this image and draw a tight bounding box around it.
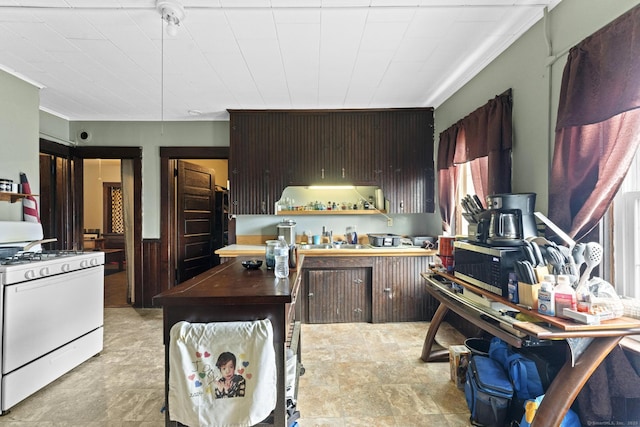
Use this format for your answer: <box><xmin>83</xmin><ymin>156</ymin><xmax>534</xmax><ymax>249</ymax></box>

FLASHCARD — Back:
<box><xmin>0</xmin><ymin>308</ymin><xmax>471</xmax><ymax>426</ymax></box>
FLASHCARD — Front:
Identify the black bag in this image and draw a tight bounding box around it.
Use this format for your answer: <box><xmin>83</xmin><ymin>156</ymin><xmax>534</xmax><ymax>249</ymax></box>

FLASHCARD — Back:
<box><xmin>465</xmin><ymin>355</ymin><xmax>514</xmax><ymax>426</ymax></box>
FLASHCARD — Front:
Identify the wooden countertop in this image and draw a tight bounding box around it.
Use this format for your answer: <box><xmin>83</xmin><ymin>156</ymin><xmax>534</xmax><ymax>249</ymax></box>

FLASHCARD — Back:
<box><xmin>215</xmin><ymin>244</ymin><xmax>437</xmax><ymax>257</ymax></box>
<box><xmin>153</xmin><ymin>256</ymin><xmax>297</xmax><ymax>306</ymax></box>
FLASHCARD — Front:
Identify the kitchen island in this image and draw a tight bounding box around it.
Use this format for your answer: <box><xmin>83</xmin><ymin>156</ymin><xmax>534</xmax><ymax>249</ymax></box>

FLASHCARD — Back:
<box><xmin>153</xmin><ymin>257</ymin><xmax>302</xmax><ymax>427</ymax></box>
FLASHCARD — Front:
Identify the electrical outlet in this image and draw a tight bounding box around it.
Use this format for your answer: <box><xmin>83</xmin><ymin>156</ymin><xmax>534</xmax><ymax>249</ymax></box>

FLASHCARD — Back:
<box><xmin>387</xmin><ymin>218</ymin><xmax>393</xmax><ymax>227</ymax></box>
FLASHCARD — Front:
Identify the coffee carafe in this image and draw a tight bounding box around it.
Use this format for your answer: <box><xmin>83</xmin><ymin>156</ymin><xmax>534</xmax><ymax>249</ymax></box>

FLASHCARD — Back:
<box><xmin>480</xmin><ymin>193</ymin><xmax>537</xmax><ymax>246</ymax></box>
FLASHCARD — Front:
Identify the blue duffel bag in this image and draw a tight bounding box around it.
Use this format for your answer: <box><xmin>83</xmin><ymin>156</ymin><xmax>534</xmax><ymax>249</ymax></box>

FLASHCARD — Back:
<box><xmin>488</xmin><ymin>337</ymin><xmax>545</xmax><ymax>401</ymax></box>
<box><xmin>465</xmin><ymin>355</ymin><xmax>514</xmax><ymax>426</ymax></box>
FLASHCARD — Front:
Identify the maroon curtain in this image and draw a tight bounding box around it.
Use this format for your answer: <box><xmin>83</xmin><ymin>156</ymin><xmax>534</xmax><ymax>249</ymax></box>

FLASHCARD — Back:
<box><xmin>437</xmin><ymin>91</ymin><xmax>513</xmax><ymax>229</ymax></box>
<box><xmin>437</xmin><ymin>124</ymin><xmax>460</xmax><ymax>231</ymax></box>
<box><xmin>549</xmin><ymin>5</ymin><xmax>640</xmax><ymax>240</ymax></box>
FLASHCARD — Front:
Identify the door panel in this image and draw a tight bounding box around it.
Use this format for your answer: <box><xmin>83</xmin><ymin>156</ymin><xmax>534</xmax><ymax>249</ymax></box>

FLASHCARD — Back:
<box><xmin>177</xmin><ymin>161</ymin><xmax>215</xmax><ymax>283</ymax></box>
<box><xmin>307</xmin><ymin>268</ymin><xmax>371</xmax><ymax>323</ymax></box>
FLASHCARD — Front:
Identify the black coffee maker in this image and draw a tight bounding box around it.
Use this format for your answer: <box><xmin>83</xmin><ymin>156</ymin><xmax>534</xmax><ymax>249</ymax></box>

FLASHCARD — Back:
<box><xmin>477</xmin><ymin>193</ymin><xmax>537</xmax><ymax>246</ymax></box>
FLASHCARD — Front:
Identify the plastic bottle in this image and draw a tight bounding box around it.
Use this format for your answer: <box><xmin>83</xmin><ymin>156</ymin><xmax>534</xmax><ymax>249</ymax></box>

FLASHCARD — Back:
<box><xmin>274</xmin><ymin>236</ymin><xmax>289</xmax><ymax>278</ymax></box>
<box><xmin>537</xmin><ymin>279</ymin><xmax>556</xmax><ymax>316</ymax></box>
<box><xmin>575</xmin><ymin>278</ymin><xmax>592</xmax><ymax>313</ymax></box>
<box><xmin>554</xmin><ymin>274</ymin><xmax>576</xmax><ymax>318</ymax></box>
<box><xmin>346</xmin><ymin>226</ymin><xmax>358</xmax><ymax>244</ymax></box>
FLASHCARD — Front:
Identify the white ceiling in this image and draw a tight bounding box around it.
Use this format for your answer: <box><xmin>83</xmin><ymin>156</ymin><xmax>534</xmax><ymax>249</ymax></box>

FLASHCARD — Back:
<box><xmin>0</xmin><ymin>0</ymin><xmax>561</xmax><ymax>122</ymax></box>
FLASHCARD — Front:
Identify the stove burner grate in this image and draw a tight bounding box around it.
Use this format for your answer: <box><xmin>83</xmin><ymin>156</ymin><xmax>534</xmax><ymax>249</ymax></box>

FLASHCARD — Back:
<box><xmin>1</xmin><ymin>249</ymin><xmax>86</xmax><ymax>265</ymax></box>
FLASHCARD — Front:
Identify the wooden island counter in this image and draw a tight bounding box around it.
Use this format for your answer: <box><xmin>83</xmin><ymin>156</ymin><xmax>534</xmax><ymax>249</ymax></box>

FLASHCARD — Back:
<box><xmin>153</xmin><ymin>256</ymin><xmax>303</xmax><ymax>427</ymax></box>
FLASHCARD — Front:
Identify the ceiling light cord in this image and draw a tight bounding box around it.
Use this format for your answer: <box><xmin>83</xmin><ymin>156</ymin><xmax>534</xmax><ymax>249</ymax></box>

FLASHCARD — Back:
<box><xmin>160</xmin><ymin>14</ymin><xmax>165</xmax><ymax>134</ymax></box>
<box><xmin>156</xmin><ymin>0</ymin><xmax>184</xmax><ymax>132</ymax></box>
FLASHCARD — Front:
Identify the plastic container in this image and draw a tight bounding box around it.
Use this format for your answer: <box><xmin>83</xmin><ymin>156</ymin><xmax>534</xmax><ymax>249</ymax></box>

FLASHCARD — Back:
<box><xmin>274</xmin><ymin>236</ymin><xmax>289</xmax><ymax>278</ymax></box>
<box><xmin>537</xmin><ymin>280</ymin><xmax>556</xmax><ymax>316</ymax></box>
<box><xmin>464</xmin><ymin>338</ymin><xmax>491</xmax><ymax>357</ymax></box>
<box><xmin>439</xmin><ymin>236</ymin><xmax>455</xmax><ymax>256</ymax></box>
<box><xmin>555</xmin><ymin>275</ymin><xmax>576</xmax><ymax>319</ymax></box>
<box><xmin>265</xmin><ymin>240</ymin><xmax>279</xmax><ymax>270</ymax></box>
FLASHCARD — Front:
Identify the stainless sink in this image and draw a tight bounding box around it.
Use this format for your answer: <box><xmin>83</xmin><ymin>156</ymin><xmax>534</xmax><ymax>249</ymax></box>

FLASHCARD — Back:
<box><xmin>334</xmin><ymin>244</ymin><xmax>367</xmax><ymax>249</ymax></box>
<box><xmin>298</xmin><ymin>243</ymin><xmax>368</xmax><ymax>250</ymax></box>
<box><xmin>298</xmin><ymin>244</ymin><xmax>334</xmax><ymax>250</ymax></box>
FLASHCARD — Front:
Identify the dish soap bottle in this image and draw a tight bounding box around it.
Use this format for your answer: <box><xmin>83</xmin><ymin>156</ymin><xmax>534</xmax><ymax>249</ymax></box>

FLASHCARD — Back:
<box><xmin>554</xmin><ymin>274</ymin><xmax>576</xmax><ymax>318</ymax></box>
<box><xmin>274</xmin><ymin>236</ymin><xmax>289</xmax><ymax>278</ymax></box>
<box><xmin>346</xmin><ymin>226</ymin><xmax>357</xmax><ymax>244</ymax></box>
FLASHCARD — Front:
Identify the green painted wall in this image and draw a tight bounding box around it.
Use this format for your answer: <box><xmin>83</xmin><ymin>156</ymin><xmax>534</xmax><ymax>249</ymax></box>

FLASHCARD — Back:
<box><xmin>434</xmin><ymin>0</ymin><xmax>640</xmax><ymax>215</ymax></box>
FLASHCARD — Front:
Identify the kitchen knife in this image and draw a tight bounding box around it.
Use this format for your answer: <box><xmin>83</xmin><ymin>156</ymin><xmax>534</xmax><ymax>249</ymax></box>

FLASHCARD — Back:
<box><xmin>472</xmin><ymin>194</ymin><xmax>485</xmax><ymax>211</ymax></box>
<box><xmin>461</xmin><ymin>198</ymin><xmax>472</xmax><ymax>215</ymax></box>
<box><xmin>463</xmin><ymin>195</ymin><xmax>477</xmax><ymax>214</ymax></box>
<box><xmin>466</xmin><ymin>195</ymin><xmax>479</xmax><ymax>215</ymax></box>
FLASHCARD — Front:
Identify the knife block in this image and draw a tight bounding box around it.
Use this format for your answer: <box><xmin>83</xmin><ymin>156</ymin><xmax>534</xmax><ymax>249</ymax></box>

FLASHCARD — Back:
<box><xmin>518</xmin><ymin>282</ymin><xmax>541</xmax><ymax>309</ymax></box>
<box><xmin>534</xmin><ymin>266</ymin><xmax>550</xmax><ymax>283</ymax></box>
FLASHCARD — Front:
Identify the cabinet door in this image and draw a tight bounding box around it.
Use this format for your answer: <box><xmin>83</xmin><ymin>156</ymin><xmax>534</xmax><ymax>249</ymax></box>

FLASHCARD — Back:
<box><xmin>229</xmin><ymin>113</ymin><xmax>278</xmax><ymax>214</ymax></box>
<box><xmin>375</xmin><ymin>109</ymin><xmax>435</xmax><ymax>213</ymax></box>
<box><xmin>372</xmin><ymin>256</ymin><xmax>436</xmax><ymax>322</ymax></box>
<box><xmin>284</xmin><ymin>112</ymin><xmax>329</xmax><ymax>185</ymax></box>
<box><xmin>329</xmin><ymin>112</ymin><xmax>377</xmax><ymax>185</ymax></box>
<box><xmin>307</xmin><ymin>268</ymin><xmax>371</xmax><ymax>323</ymax></box>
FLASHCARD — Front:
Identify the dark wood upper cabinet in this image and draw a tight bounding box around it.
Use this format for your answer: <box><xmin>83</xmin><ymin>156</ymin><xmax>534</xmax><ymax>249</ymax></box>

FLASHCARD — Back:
<box><xmin>229</xmin><ymin>108</ymin><xmax>434</xmax><ymax>215</ymax></box>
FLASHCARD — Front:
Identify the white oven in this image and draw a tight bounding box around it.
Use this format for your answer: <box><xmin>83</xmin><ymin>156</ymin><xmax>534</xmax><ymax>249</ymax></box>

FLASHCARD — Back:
<box><xmin>0</xmin><ymin>222</ymin><xmax>104</xmax><ymax>413</ymax></box>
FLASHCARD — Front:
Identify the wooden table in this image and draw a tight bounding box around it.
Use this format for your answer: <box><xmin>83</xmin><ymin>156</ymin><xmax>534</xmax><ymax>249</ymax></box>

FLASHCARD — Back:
<box><xmin>153</xmin><ymin>257</ymin><xmax>302</xmax><ymax>427</ymax></box>
<box><xmin>421</xmin><ymin>270</ymin><xmax>640</xmax><ymax>427</ymax></box>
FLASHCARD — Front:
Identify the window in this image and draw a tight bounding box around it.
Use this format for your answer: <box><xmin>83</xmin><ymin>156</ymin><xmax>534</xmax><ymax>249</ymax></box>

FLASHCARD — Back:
<box><xmin>455</xmin><ymin>162</ymin><xmax>477</xmax><ymax>236</ymax></box>
<box><xmin>606</xmin><ymin>150</ymin><xmax>640</xmax><ymax>298</ymax></box>
<box><xmin>103</xmin><ymin>182</ymin><xmax>124</xmax><ymax>234</ymax></box>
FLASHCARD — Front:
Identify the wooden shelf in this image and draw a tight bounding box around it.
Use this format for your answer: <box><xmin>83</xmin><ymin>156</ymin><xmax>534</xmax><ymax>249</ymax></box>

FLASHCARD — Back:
<box><xmin>277</xmin><ymin>209</ymin><xmax>386</xmax><ymax>215</ymax></box>
<box><xmin>0</xmin><ymin>192</ymin><xmax>38</xmax><ymax>203</ymax></box>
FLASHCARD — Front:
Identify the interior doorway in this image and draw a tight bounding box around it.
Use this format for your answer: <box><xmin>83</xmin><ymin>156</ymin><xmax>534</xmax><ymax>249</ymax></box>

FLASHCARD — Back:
<box><xmin>83</xmin><ymin>159</ymin><xmax>130</xmax><ymax>307</ymax></box>
<box><xmin>160</xmin><ymin>147</ymin><xmax>230</xmax><ymax>288</ymax></box>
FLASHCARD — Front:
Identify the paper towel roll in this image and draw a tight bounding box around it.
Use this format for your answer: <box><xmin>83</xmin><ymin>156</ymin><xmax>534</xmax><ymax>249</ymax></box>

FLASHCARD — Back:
<box><xmin>375</xmin><ymin>189</ymin><xmax>384</xmax><ymax>210</ymax></box>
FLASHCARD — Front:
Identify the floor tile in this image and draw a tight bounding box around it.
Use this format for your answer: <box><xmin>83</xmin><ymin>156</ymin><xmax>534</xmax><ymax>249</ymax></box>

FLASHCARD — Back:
<box><xmin>0</xmin><ymin>308</ymin><xmax>472</xmax><ymax>426</ymax></box>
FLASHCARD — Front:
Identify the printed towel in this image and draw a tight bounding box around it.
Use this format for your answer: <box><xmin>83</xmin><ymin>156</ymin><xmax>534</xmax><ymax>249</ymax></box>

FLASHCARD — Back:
<box><xmin>169</xmin><ymin>319</ymin><xmax>277</xmax><ymax>427</ymax></box>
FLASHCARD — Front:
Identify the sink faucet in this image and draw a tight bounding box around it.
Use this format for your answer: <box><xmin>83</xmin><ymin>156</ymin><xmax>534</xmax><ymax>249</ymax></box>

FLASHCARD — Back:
<box><xmin>322</xmin><ymin>227</ymin><xmax>332</xmax><ymax>245</ymax></box>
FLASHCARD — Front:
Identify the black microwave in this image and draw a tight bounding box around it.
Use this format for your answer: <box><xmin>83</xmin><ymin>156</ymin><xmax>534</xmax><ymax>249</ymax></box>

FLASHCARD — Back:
<box><xmin>453</xmin><ymin>241</ymin><xmax>524</xmax><ymax>297</ymax></box>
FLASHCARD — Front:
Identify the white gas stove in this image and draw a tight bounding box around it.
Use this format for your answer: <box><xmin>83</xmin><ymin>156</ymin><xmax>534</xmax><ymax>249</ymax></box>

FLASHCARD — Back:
<box><xmin>0</xmin><ymin>250</ymin><xmax>104</xmax><ymax>285</ymax></box>
<box><xmin>0</xmin><ymin>221</ymin><xmax>104</xmax><ymax>414</ymax></box>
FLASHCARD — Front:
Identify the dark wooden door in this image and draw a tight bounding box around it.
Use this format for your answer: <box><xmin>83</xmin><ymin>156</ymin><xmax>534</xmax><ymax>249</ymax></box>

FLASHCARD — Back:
<box><xmin>307</xmin><ymin>268</ymin><xmax>371</xmax><ymax>323</ymax></box>
<box><xmin>176</xmin><ymin>160</ymin><xmax>216</xmax><ymax>283</ymax></box>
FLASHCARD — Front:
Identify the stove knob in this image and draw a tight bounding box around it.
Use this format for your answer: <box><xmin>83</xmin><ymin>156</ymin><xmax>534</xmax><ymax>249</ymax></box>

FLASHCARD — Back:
<box><xmin>24</xmin><ymin>270</ymin><xmax>36</xmax><ymax>280</ymax></box>
<box><xmin>40</xmin><ymin>267</ymin><xmax>50</xmax><ymax>277</ymax></box>
<box><xmin>61</xmin><ymin>263</ymin><xmax>71</xmax><ymax>273</ymax></box>
<box><xmin>90</xmin><ymin>258</ymin><xmax>99</xmax><ymax>266</ymax></box>
<box><xmin>80</xmin><ymin>260</ymin><xmax>89</xmax><ymax>268</ymax></box>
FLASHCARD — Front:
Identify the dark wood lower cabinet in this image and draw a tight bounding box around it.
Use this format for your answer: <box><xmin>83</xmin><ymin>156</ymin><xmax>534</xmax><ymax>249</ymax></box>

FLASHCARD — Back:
<box><xmin>307</xmin><ymin>268</ymin><xmax>371</xmax><ymax>323</ymax></box>
<box><xmin>302</xmin><ymin>255</ymin><xmax>436</xmax><ymax>324</ymax></box>
<box><xmin>372</xmin><ymin>256</ymin><xmax>435</xmax><ymax>322</ymax></box>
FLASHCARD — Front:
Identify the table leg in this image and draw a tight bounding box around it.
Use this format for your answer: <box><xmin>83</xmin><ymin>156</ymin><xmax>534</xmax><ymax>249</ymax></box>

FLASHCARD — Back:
<box><xmin>531</xmin><ymin>335</ymin><xmax>622</xmax><ymax>427</ymax></box>
<box><xmin>421</xmin><ymin>303</ymin><xmax>450</xmax><ymax>362</ymax></box>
